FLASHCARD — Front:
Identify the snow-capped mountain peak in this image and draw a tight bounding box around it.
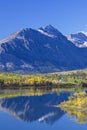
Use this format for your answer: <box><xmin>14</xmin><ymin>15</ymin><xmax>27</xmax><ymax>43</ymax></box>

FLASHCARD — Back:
<box><xmin>66</xmin><ymin>32</ymin><xmax>87</xmax><ymax>48</ymax></box>
<box><xmin>80</xmin><ymin>31</ymin><xmax>87</xmax><ymax>36</ymax></box>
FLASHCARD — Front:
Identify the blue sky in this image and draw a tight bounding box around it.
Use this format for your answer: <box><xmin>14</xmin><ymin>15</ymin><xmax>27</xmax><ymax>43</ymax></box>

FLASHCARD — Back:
<box><xmin>0</xmin><ymin>0</ymin><xmax>87</xmax><ymax>40</ymax></box>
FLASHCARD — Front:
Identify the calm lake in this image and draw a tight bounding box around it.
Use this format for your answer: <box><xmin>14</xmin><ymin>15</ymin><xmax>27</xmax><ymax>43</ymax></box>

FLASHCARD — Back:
<box><xmin>0</xmin><ymin>88</ymin><xmax>87</xmax><ymax>130</ymax></box>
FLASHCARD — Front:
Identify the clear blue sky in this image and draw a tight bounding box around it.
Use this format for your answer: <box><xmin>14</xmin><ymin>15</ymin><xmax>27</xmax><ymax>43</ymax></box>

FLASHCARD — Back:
<box><xmin>0</xmin><ymin>0</ymin><xmax>87</xmax><ymax>40</ymax></box>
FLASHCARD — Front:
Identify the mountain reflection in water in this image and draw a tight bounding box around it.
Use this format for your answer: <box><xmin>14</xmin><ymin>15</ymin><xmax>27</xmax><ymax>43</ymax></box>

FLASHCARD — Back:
<box><xmin>0</xmin><ymin>92</ymin><xmax>70</xmax><ymax>125</ymax></box>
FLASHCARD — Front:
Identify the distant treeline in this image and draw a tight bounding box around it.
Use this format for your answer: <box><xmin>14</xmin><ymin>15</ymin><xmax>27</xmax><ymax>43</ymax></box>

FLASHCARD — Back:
<box><xmin>0</xmin><ymin>70</ymin><xmax>87</xmax><ymax>88</ymax></box>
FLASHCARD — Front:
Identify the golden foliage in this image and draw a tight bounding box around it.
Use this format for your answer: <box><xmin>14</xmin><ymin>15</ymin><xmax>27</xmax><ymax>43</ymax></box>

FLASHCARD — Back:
<box><xmin>60</xmin><ymin>92</ymin><xmax>87</xmax><ymax>124</ymax></box>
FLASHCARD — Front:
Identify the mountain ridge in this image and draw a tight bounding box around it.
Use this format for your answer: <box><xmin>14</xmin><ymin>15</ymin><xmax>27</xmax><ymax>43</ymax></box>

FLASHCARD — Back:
<box><xmin>66</xmin><ymin>32</ymin><xmax>87</xmax><ymax>47</ymax></box>
<box><xmin>0</xmin><ymin>25</ymin><xmax>87</xmax><ymax>73</ymax></box>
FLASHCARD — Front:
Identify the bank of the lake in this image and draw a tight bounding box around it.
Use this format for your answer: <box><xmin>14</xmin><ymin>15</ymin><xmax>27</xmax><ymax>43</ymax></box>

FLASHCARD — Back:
<box><xmin>59</xmin><ymin>91</ymin><xmax>87</xmax><ymax>124</ymax></box>
<box><xmin>0</xmin><ymin>69</ymin><xmax>87</xmax><ymax>88</ymax></box>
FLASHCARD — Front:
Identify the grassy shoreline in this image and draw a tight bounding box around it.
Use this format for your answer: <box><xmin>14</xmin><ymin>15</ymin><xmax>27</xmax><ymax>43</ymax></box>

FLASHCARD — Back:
<box><xmin>0</xmin><ymin>70</ymin><xmax>87</xmax><ymax>88</ymax></box>
<box><xmin>58</xmin><ymin>92</ymin><xmax>87</xmax><ymax>124</ymax></box>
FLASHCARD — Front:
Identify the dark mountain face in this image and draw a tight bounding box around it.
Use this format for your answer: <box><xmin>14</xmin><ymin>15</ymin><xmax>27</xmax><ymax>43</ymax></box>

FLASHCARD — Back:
<box><xmin>0</xmin><ymin>92</ymin><xmax>70</xmax><ymax>125</ymax></box>
<box><xmin>0</xmin><ymin>25</ymin><xmax>87</xmax><ymax>73</ymax></box>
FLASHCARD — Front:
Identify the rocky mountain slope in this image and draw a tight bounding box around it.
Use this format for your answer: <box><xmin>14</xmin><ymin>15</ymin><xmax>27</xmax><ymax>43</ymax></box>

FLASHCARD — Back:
<box><xmin>0</xmin><ymin>25</ymin><xmax>87</xmax><ymax>73</ymax></box>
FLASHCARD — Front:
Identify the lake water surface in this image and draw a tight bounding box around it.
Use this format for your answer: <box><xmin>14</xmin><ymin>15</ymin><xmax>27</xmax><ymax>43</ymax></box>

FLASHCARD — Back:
<box><xmin>0</xmin><ymin>88</ymin><xmax>87</xmax><ymax>130</ymax></box>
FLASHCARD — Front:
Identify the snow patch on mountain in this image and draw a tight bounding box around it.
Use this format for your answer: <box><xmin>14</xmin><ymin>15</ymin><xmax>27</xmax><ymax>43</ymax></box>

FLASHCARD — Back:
<box><xmin>67</xmin><ymin>32</ymin><xmax>87</xmax><ymax>48</ymax></box>
<box><xmin>38</xmin><ymin>29</ymin><xmax>56</xmax><ymax>38</ymax></box>
<box><xmin>80</xmin><ymin>31</ymin><xmax>87</xmax><ymax>36</ymax></box>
